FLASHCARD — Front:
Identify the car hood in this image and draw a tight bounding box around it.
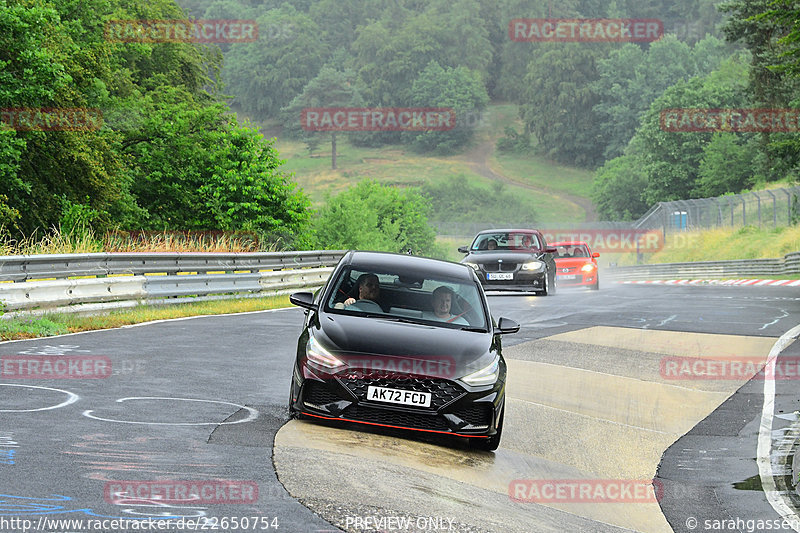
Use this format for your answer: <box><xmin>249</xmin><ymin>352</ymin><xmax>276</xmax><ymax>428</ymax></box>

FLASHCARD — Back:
<box><xmin>554</xmin><ymin>257</ymin><xmax>595</xmax><ymax>268</ymax></box>
<box><xmin>462</xmin><ymin>251</ymin><xmax>543</xmax><ymax>264</ymax></box>
<box><xmin>313</xmin><ymin>312</ymin><xmax>494</xmax><ymax>379</ymax></box>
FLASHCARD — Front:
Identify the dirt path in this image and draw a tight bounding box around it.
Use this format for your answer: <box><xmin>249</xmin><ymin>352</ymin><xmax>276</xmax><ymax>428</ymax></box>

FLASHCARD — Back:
<box><xmin>460</xmin><ymin>139</ymin><xmax>599</xmax><ymax>222</ymax></box>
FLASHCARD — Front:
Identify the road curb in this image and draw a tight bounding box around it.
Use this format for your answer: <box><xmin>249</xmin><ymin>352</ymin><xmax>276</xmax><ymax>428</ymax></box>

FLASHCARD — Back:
<box><xmin>616</xmin><ymin>279</ymin><xmax>800</xmax><ymax>286</ymax></box>
<box><xmin>794</xmin><ymin>442</ymin><xmax>800</xmax><ymax>497</ymax></box>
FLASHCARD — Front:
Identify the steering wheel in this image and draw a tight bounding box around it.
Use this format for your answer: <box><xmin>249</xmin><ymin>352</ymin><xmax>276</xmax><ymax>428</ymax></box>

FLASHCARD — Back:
<box><xmin>347</xmin><ymin>299</ymin><xmax>383</xmax><ymax>313</ymax></box>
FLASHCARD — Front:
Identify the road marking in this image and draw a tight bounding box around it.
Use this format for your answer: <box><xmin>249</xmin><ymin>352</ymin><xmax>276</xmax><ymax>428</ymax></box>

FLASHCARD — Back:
<box><xmin>0</xmin><ymin>384</ymin><xmax>79</xmax><ymax>412</ymax></box>
<box><xmin>757</xmin><ymin>323</ymin><xmax>800</xmax><ymax>532</ymax></box>
<box><xmin>82</xmin><ymin>397</ymin><xmax>258</xmax><ymax>426</ymax></box>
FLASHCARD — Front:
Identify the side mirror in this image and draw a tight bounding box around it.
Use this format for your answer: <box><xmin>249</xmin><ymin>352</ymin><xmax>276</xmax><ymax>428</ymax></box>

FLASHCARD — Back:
<box><xmin>290</xmin><ymin>291</ymin><xmax>318</xmax><ymax>311</ymax></box>
<box><xmin>495</xmin><ymin>317</ymin><xmax>520</xmax><ymax>334</ymax></box>
<box><xmin>458</xmin><ymin>246</ymin><xmax>469</xmax><ymax>254</ymax></box>
<box><xmin>545</xmin><ymin>246</ymin><xmax>558</xmax><ymax>254</ymax></box>
<box><xmin>592</xmin><ymin>252</ymin><xmax>600</xmax><ymax>258</ymax></box>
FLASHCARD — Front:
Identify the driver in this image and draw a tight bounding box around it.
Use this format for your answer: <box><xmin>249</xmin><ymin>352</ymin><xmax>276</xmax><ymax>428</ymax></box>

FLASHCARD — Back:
<box><xmin>336</xmin><ymin>273</ymin><xmax>380</xmax><ymax>309</ymax></box>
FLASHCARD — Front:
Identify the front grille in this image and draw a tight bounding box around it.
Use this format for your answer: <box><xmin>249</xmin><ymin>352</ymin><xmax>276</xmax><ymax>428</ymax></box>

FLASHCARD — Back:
<box><xmin>342</xmin><ymin>405</ymin><xmax>450</xmax><ymax>431</ymax></box>
<box><xmin>483</xmin><ymin>262</ymin><xmax>518</xmax><ymax>272</ymax></box>
<box><xmin>305</xmin><ymin>381</ymin><xmax>343</xmax><ymax>405</ymax></box>
<box><xmin>558</xmin><ymin>266</ymin><xmax>577</xmax><ymax>274</ymax></box>
<box><xmin>454</xmin><ymin>404</ymin><xmax>493</xmax><ymax>427</ymax></box>
<box><xmin>339</xmin><ymin>372</ymin><xmax>465</xmax><ymax>410</ymax></box>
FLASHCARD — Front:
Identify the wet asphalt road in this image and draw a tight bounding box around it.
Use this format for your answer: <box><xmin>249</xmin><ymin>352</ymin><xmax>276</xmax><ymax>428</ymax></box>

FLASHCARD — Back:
<box><xmin>0</xmin><ymin>282</ymin><xmax>798</xmax><ymax>532</ymax></box>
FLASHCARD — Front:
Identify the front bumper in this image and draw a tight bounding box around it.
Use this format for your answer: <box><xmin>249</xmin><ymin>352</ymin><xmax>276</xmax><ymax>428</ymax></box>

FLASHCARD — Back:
<box><xmin>477</xmin><ymin>271</ymin><xmax>546</xmax><ymax>292</ymax></box>
<box><xmin>290</xmin><ymin>366</ymin><xmax>504</xmax><ymax>439</ymax></box>
<box><xmin>556</xmin><ymin>272</ymin><xmax>597</xmax><ymax>287</ymax></box>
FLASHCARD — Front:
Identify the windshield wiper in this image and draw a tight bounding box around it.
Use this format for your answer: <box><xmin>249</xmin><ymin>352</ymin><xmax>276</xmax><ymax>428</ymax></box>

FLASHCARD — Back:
<box><xmin>459</xmin><ymin>326</ymin><xmax>488</xmax><ymax>332</ymax></box>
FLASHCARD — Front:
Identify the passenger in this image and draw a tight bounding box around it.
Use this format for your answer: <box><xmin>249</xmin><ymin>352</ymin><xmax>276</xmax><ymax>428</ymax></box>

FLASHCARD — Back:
<box><xmin>425</xmin><ymin>286</ymin><xmax>468</xmax><ymax>325</ymax></box>
<box><xmin>487</xmin><ymin>239</ymin><xmax>498</xmax><ymax>250</ymax></box>
<box><xmin>335</xmin><ymin>273</ymin><xmax>381</xmax><ymax>309</ymax></box>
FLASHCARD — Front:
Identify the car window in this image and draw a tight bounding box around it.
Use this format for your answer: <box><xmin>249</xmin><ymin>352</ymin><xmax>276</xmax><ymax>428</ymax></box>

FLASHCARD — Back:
<box><xmin>325</xmin><ymin>266</ymin><xmax>487</xmax><ymax>330</ymax></box>
<box><xmin>471</xmin><ymin>233</ymin><xmax>540</xmax><ymax>251</ymax></box>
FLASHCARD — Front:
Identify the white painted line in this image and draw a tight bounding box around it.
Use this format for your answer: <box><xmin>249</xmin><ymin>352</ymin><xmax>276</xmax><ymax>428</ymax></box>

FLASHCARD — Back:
<box><xmin>0</xmin><ymin>384</ymin><xmax>80</xmax><ymax>412</ymax></box>
<box><xmin>82</xmin><ymin>397</ymin><xmax>259</xmax><ymax>426</ymax></box>
<box><xmin>757</xmin><ymin>323</ymin><xmax>800</xmax><ymax>532</ymax></box>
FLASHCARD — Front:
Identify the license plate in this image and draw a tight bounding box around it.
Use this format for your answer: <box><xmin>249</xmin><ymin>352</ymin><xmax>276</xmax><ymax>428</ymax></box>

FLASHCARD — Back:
<box><xmin>487</xmin><ymin>272</ymin><xmax>513</xmax><ymax>281</ymax></box>
<box><xmin>367</xmin><ymin>386</ymin><xmax>431</xmax><ymax>407</ymax></box>
<box><xmin>558</xmin><ymin>275</ymin><xmax>577</xmax><ymax>280</ymax></box>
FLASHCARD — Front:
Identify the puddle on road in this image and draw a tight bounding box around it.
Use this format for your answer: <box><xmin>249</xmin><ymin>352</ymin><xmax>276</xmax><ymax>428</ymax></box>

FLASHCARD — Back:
<box><xmin>733</xmin><ymin>475</ymin><xmax>763</xmax><ymax>491</ymax></box>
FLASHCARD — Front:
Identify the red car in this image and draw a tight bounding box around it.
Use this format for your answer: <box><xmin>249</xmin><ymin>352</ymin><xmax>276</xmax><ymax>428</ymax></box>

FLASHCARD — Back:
<box><xmin>549</xmin><ymin>241</ymin><xmax>600</xmax><ymax>290</ymax></box>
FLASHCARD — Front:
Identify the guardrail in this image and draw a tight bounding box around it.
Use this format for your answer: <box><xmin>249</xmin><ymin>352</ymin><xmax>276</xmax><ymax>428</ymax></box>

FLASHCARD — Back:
<box><xmin>0</xmin><ymin>251</ymin><xmax>346</xmax><ymax>314</ymax></box>
<box><xmin>605</xmin><ymin>252</ymin><xmax>800</xmax><ymax>281</ymax></box>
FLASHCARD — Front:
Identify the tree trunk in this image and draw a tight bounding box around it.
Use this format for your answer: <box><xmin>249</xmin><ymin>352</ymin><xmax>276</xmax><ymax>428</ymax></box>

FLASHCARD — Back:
<box><xmin>331</xmin><ymin>132</ymin><xmax>337</xmax><ymax>170</ymax></box>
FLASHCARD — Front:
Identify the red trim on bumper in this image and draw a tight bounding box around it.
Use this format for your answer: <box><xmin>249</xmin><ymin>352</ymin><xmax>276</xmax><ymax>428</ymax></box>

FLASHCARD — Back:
<box><xmin>300</xmin><ymin>412</ymin><xmax>489</xmax><ymax>438</ymax></box>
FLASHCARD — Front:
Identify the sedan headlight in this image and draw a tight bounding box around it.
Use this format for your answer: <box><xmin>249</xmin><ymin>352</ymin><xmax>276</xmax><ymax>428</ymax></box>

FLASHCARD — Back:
<box><xmin>581</xmin><ymin>263</ymin><xmax>596</xmax><ymax>272</ymax></box>
<box><xmin>462</xmin><ymin>355</ymin><xmax>500</xmax><ymax>386</ymax></box>
<box><xmin>464</xmin><ymin>262</ymin><xmax>481</xmax><ymax>271</ymax></box>
<box><xmin>521</xmin><ymin>260</ymin><xmax>544</xmax><ymax>272</ymax></box>
<box><xmin>306</xmin><ymin>336</ymin><xmax>345</xmax><ymax>371</ymax></box>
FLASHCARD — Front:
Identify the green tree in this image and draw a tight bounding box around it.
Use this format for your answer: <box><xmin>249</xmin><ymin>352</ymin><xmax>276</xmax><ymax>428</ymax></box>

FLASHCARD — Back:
<box><xmin>520</xmin><ymin>44</ymin><xmax>608</xmax><ymax>167</ymax></box>
<box><xmin>223</xmin><ymin>5</ymin><xmax>328</xmax><ymax>118</ymax></box>
<box><xmin>697</xmin><ymin>133</ymin><xmax>759</xmax><ymax>197</ymax></box>
<box><xmin>281</xmin><ymin>66</ymin><xmax>366</xmax><ymax>169</ymax></box>
<box><xmin>592</xmin><ymin>154</ymin><xmax>650</xmax><ymax>220</ymax></box>
<box><xmin>404</xmin><ymin>61</ymin><xmax>489</xmax><ymax>153</ymax></box>
<box><xmin>313</xmin><ymin>180</ymin><xmax>438</xmax><ymax>256</ymax></box>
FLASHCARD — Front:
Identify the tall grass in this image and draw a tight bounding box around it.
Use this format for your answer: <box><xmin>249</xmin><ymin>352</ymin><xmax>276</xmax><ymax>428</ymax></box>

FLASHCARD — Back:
<box><xmin>0</xmin><ymin>227</ymin><xmax>288</xmax><ymax>255</ymax></box>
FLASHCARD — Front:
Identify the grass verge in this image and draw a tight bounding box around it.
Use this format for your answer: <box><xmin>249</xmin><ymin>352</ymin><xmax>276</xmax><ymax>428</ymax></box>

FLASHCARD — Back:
<box><xmin>0</xmin><ymin>295</ymin><xmax>291</xmax><ymax>341</ymax></box>
<box><xmin>609</xmin><ymin>225</ymin><xmax>800</xmax><ymax>267</ymax></box>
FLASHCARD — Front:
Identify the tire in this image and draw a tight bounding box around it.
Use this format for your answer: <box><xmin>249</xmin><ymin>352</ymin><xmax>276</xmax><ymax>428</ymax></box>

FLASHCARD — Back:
<box><xmin>539</xmin><ymin>271</ymin><xmax>556</xmax><ymax>296</ymax></box>
<box><xmin>590</xmin><ymin>278</ymin><xmax>599</xmax><ymax>291</ymax></box>
<box><xmin>471</xmin><ymin>402</ymin><xmax>504</xmax><ymax>451</ymax></box>
<box><xmin>288</xmin><ymin>382</ymin><xmax>306</xmax><ymax>420</ymax></box>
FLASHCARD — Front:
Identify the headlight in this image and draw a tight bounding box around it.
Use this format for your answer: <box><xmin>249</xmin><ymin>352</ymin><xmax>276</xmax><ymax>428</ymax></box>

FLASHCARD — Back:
<box><xmin>305</xmin><ymin>336</ymin><xmax>345</xmax><ymax>371</ymax></box>
<box><xmin>464</xmin><ymin>262</ymin><xmax>481</xmax><ymax>271</ymax></box>
<box><xmin>462</xmin><ymin>355</ymin><xmax>500</xmax><ymax>386</ymax></box>
<box><xmin>581</xmin><ymin>263</ymin><xmax>596</xmax><ymax>272</ymax></box>
<box><xmin>521</xmin><ymin>261</ymin><xmax>544</xmax><ymax>272</ymax></box>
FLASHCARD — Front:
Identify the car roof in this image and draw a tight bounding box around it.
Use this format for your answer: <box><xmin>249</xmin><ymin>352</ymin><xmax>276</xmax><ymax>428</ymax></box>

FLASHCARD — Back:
<box><xmin>550</xmin><ymin>241</ymin><xmax>589</xmax><ymax>246</ymax></box>
<box><xmin>475</xmin><ymin>228</ymin><xmax>542</xmax><ymax>235</ymax></box>
<box><xmin>344</xmin><ymin>251</ymin><xmax>474</xmax><ymax>281</ymax></box>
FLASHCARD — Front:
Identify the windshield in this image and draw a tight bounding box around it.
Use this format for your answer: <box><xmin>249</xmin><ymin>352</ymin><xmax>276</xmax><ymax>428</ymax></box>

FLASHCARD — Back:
<box><xmin>552</xmin><ymin>244</ymin><xmax>591</xmax><ymax>259</ymax></box>
<box><xmin>470</xmin><ymin>232</ymin><xmax>541</xmax><ymax>251</ymax></box>
<box><xmin>324</xmin><ymin>266</ymin><xmax>487</xmax><ymax>330</ymax></box>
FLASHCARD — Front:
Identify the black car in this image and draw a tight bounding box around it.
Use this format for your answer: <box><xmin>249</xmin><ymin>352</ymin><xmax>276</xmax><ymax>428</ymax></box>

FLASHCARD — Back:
<box><xmin>458</xmin><ymin>229</ymin><xmax>558</xmax><ymax>295</ymax></box>
<box><xmin>288</xmin><ymin>251</ymin><xmax>519</xmax><ymax>451</ymax></box>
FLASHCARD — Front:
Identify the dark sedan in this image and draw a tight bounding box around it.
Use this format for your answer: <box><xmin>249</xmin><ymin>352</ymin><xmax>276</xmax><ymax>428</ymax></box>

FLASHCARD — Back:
<box><xmin>288</xmin><ymin>251</ymin><xmax>519</xmax><ymax>451</ymax></box>
<box><xmin>458</xmin><ymin>229</ymin><xmax>558</xmax><ymax>295</ymax></box>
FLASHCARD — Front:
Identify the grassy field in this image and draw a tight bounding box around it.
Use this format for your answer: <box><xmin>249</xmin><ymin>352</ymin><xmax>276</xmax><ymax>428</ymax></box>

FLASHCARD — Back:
<box><xmin>269</xmin><ymin>103</ymin><xmax>593</xmax><ymax>223</ymax></box>
<box><xmin>610</xmin><ymin>225</ymin><xmax>800</xmax><ymax>267</ymax></box>
<box><xmin>0</xmin><ymin>295</ymin><xmax>291</xmax><ymax>341</ymax></box>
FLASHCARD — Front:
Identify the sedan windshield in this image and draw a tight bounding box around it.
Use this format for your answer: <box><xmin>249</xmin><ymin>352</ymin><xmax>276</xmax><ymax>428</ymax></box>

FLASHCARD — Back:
<box><xmin>324</xmin><ymin>266</ymin><xmax>487</xmax><ymax>330</ymax></box>
<box><xmin>470</xmin><ymin>232</ymin><xmax>541</xmax><ymax>251</ymax></box>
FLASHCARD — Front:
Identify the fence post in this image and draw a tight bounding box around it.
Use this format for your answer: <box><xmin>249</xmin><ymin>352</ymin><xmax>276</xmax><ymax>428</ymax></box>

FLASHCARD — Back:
<box><xmin>766</xmin><ymin>189</ymin><xmax>777</xmax><ymax>227</ymax></box>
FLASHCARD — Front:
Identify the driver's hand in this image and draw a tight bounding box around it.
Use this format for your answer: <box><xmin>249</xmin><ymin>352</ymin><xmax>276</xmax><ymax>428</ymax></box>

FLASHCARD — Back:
<box><xmin>343</xmin><ymin>297</ymin><xmax>356</xmax><ymax>306</ymax></box>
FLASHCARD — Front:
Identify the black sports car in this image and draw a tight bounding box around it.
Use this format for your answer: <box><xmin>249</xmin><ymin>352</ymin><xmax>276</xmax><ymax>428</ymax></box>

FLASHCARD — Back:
<box><xmin>458</xmin><ymin>229</ymin><xmax>558</xmax><ymax>295</ymax></box>
<box><xmin>288</xmin><ymin>251</ymin><xmax>519</xmax><ymax>451</ymax></box>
